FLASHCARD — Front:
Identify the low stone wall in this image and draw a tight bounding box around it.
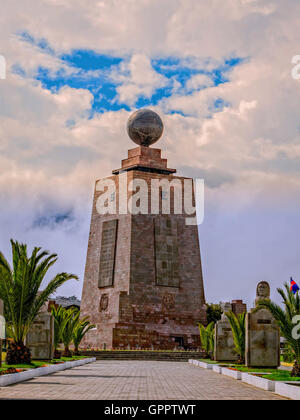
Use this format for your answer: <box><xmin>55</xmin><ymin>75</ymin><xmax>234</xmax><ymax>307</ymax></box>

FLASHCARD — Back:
<box><xmin>0</xmin><ymin>358</ymin><xmax>96</xmax><ymax>387</ymax></box>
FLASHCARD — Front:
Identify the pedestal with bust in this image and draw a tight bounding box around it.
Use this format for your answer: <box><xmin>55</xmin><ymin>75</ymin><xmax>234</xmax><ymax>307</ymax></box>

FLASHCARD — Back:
<box><xmin>80</xmin><ymin>109</ymin><xmax>207</xmax><ymax>350</ymax></box>
<box><xmin>245</xmin><ymin>281</ymin><xmax>280</xmax><ymax>367</ymax></box>
<box><xmin>214</xmin><ymin>302</ymin><xmax>239</xmax><ymax>362</ymax></box>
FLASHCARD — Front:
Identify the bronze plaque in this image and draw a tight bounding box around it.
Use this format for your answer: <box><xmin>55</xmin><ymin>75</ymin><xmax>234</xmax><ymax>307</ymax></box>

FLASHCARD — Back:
<box><xmin>98</xmin><ymin>220</ymin><xmax>118</xmax><ymax>288</ymax></box>
<box><xmin>257</xmin><ymin>319</ymin><xmax>271</xmax><ymax>325</ymax></box>
<box><xmin>154</xmin><ymin>217</ymin><xmax>179</xmax><ymax>287</ymax></box>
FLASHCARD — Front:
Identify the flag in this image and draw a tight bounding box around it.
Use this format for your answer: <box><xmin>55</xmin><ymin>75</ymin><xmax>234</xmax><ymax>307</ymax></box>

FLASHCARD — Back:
<box><xmin>290</xmin><ymin>277</ymin><xmax>300</xmax><ymax>295</ymax></box>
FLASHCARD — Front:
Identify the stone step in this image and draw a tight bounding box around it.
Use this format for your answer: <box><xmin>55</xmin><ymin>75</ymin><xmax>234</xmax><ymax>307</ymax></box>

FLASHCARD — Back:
<box><xmin>81</xmin><ymin>351</ymin><xmax>204</xmax><ymax>361</ymax></box>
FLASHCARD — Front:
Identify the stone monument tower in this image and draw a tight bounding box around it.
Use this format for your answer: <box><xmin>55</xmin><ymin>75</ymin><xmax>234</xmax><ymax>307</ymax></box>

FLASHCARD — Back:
<box><xmin>81</xmin><ymin>109</ymin><xmax>207</xmax><ymax>350</ymax></box>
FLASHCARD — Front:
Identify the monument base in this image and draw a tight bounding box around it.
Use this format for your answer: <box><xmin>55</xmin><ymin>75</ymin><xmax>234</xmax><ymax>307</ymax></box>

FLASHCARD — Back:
<box><xmin>246</xmin><ymin>308</ymin><xmax>280</xmax><ymax>368</ymax></box>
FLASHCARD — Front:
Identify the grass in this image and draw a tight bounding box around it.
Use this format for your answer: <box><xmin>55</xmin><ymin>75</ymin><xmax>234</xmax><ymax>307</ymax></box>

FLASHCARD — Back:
<box><xmin>198</xmin><ymin>359</ymin><xmax>218</xmax><ymax>364</ymax></box>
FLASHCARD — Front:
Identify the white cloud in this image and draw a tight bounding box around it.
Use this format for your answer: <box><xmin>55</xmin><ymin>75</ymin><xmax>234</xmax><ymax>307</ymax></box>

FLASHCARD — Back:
<box><xmin>112</xmin><ymin>54</ymin><xmax>168</xmax><ymax>106</ymax></box>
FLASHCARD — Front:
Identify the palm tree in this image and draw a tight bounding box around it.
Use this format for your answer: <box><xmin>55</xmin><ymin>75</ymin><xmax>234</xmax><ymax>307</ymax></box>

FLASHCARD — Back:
<box><xmin>51</xmin><ymin>305</ymin><xmax>68</xmax><ymax>359</ymax></box>
<box><xmin>198</xmin><ymin>322</ymin><xmax>214</xmax><ymax>359</ymax></box>
<box><xmin>225</xmin><ymin>311</ymin><xmax>246</xmax><ymax>364</ymax></box>
<box><xmin>256</xmin><ymin>283</ymin><xmax>300</xmax><ymax>377</ymax></box>
<box><xmin>61</xmin><ymin>308</ymin><xmax>80</xmax><ymax>357</ymax></box>
<box><xmin>73</xmin><ymin>318</ymin><xmax>96</xmax><ymax>355</ymax></box>
<box><xmin>0</xmin><ymin>240</ymin><xmax>78</xmax><ymax>364</ymax></box>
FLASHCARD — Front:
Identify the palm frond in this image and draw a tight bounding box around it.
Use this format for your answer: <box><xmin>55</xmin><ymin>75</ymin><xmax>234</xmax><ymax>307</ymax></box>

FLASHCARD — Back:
<box><xmin>0</xmin><ymin>239</ymin><xmax>78</xmax><ymax>343</ymax></box>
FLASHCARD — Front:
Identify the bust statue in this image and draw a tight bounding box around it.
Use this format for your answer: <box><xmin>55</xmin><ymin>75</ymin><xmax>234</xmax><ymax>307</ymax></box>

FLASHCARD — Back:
<box><xmin>255</xmin><ymin>281</ymin><xmax>270</xmax><ymax>306</ymax></box>
<box><xmin>220</xmin><ymin>302</ymin><xmax>232</xmax><ymax>319</ymax></box>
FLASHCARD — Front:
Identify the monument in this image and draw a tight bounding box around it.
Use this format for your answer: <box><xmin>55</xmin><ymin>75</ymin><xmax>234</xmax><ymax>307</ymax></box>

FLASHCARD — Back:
<box><xmin>214</xmin><ymin>302</ymin><xmax>238</xmax><ymax>361</ymax></box>
<box><xmin>26</xmin><ymin>312</ymin><xmax>54</xmax><ymax>360</ymax></box>
<box><xmin>245</xmin><ymin>281</ymin><xmax>280</xmax><ymax>367</ymax></box>
<box><xmin>81</xmin><ymin>109</ymin><xmax>207</xmax><ymax>349</ymax></box>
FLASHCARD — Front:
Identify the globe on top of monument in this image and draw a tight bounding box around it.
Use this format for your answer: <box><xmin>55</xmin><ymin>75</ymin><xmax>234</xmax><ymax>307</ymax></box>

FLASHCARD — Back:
<box><xmin>127</xmin><ymin>109</ymin><xmax>164</xmax><ymax>147</ymax></box>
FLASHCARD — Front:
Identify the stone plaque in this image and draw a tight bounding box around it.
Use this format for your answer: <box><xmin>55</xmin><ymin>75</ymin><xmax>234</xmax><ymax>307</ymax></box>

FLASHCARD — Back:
<box><xmin>26</xmin><ymin>312</ymin><xmax>54</xmax><ymax>360</ymax></box>
<box><xmin>98</xmin><ymin>220</ymin><xmax>118</xmax><ymax>288</ymax></box>
<box><xmin>246</xmin><ymin>308</ymin><xmax>280</xmax><ymax>367</ymax></box>
<box><xmin>154</xmin><ymin>217</ymin><xmax>179</xmax><ymax>287</ymax></box>
<box><xmin>214</xmin><ymin>318</ymin><xmax>238</xmax><ymax>362</ymax></box>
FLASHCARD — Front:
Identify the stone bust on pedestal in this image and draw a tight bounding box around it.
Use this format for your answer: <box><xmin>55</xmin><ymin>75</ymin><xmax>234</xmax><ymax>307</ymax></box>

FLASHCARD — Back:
<box><xmin>246</xmin><ymin>281</ymin><xmax>280</xmax><ymax>367</ymax></box>
<box><xmin>255</xmin><ymin>281</ymin><xmax>270</xmax><ymax>307</ymax></box>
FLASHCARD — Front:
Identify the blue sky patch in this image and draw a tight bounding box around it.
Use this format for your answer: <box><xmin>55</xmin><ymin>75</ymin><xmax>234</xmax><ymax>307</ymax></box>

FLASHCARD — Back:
<box><xmin>33</xmin><ymin>211</ymin><xmax>74</xmax><ymax>229</ymax></box>
<box><xmin>13</xmin><ymin>32</ymin><xmax>244</xmax><ymax>117</ymax></box>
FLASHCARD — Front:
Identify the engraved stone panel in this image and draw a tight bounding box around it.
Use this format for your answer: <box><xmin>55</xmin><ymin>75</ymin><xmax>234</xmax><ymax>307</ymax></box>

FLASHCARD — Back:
<box><xmin>154</xmin><ymin>217</ymin><xmax>179</xmax><ymax>287</ymax></box>
<box><xmin>98</xmin><ymin>220</ymin><xmax>118</xmax><ymax>288</ymax></box>
<box><xmin>26</xmin><ymin>313</ymin><xmax>54</xmax><ymax>360</ymax></box>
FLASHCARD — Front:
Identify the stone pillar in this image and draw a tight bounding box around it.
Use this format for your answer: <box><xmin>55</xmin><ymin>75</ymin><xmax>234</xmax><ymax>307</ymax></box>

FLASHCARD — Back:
<box><xmin>214</xmin><ymin>303</ymin><xmax>238</xmax><ymax>362</ymax></box>
<box><xmin>231</xmin><ymin>300</ymin><xmax>247</xmax><ymax>316</ymax></box>
<box><xmin>245</xmin><ymin>282</ymin><xmax>280</xmax><ymax>367</ymax></box>
<box><xmin>26</xmin><ymin>312</ymin><xmax>54</xmax><ymax>360</ymax></box>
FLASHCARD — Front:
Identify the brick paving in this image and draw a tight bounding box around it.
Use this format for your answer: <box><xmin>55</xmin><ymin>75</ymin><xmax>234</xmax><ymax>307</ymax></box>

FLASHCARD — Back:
<box><xmin>0</xmin><ymin>361</ymin><xmax>286</xmax><ymax>400</ymax></box>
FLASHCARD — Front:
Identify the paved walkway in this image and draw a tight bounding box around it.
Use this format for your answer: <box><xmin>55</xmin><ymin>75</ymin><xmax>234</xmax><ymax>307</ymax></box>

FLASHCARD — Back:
<box><xmin>0</xmin><ymin>361</ymin><xmax>285</xmax><ymax>400</ymax></box>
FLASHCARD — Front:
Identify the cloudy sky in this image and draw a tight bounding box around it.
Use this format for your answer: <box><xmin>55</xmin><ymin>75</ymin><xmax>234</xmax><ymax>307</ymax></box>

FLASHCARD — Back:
<box><xmin>0</xmin><ymin>0</ymin><xmax>300</xmax><ymax>307</ymax></box>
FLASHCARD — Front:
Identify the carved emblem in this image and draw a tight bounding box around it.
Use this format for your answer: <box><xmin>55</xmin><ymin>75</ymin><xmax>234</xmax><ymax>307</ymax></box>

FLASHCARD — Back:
<box><xmin>100</xmin><ymin>294</ymin><xmax>109</xmax><ymax>312</ymax></box>
<box><xmin>162</xmin><ymin>293</ymin><xmax>175</xmax><ymax>311</ymax></box>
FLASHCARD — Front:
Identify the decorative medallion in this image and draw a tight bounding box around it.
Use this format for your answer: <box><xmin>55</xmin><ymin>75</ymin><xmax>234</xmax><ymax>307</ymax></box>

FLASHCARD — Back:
<box><xmin>100</xmin><ymin>294</ymin><xmax>109</xmax><ymax>312</ymax></box>
<box><xmin>162</xmin><ymin>293</ymin><xmax>175</xmax><ymax>311</ymax></box>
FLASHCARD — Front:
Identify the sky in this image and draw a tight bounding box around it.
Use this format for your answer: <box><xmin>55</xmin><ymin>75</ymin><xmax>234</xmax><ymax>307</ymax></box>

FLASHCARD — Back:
<box><xmin>0</xmin><ymin>0</ymin><xmax>300</xmax><ymax>307</ymax></box>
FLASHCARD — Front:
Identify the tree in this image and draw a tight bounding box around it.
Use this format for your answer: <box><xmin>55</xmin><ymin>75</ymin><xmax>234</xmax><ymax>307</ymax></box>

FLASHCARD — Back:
<box><xmin>198</xmin><ymin>322</ymin><xmax>215</xmax><ymax>359</ymax></box>
<box><xmin>73</xmin><ymin>318</ymin><xmax>96</xmax><ymax>355</ymax></box>
<box><xmin>0</xmin><ymin>240</ymin><xmax>78</xmax><ymax>364</ymax></box>
<box><xmin>206</xmin><ymin>303</ymin><xmax>222</xmax><ymax>325</ymax></box>
<box><xmin>256</xmin><ymin>283</ymin><xmax>300</xmax><ymax>377</ymax></box>
<box><xmin>225</xmin><ymin>311</ymin><xmax>246</xmax><ymax>364</ymax></box>
<box><xmin>51</xmin><ymin>305</ymin><xmax>68</xmax><ymax>359</ymax></box>
<box><xmin>61</xmin><ymin>308</ymin><xmax>80</xmax><ymax>357</ymax></box>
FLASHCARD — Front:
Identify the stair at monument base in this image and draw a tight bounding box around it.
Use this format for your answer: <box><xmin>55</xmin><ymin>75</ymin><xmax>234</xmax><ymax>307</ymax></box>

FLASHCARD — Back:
<box><xmin>81</xmin><ymin>351</ymin><xmax>205</xmax><ymax>362</ymax></box>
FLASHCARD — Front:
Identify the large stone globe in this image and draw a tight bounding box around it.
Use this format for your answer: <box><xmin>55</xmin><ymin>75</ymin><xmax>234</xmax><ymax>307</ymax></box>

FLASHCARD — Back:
<box><xmin>127</xmin><ymin>109</ymin><xmax>164</xmax><ymax>147</ymax></box>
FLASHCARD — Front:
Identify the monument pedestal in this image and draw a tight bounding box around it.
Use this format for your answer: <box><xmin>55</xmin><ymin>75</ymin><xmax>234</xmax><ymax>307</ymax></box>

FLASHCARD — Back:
<box><xmin>214</xmin><ymin>317</ymin><xmax>238</xmax><ymax>362</ymax></box>
<box><xmin>245</xmin><ymin>282</ymin><xmax>280</xmax><ymax>368</ymax></box>
<box><xmin>245</xmin><ymin>308</ymin><xmax>280</xmax><ymax>368</ymax></box>
<box><xmin>26</xmin><ymin>312</ymin><xmax>54</xmax><ymax>360</ymax></box>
